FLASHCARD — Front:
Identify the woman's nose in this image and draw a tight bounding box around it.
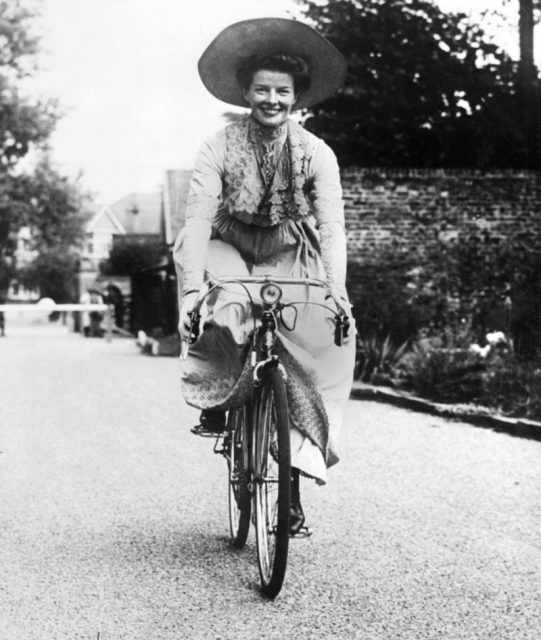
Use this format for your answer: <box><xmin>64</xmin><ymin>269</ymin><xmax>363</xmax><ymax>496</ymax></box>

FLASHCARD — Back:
<box><xmin>266</xmin><ymin>89</ymin><xmax>278</xmax><ymax>103</ymax></box>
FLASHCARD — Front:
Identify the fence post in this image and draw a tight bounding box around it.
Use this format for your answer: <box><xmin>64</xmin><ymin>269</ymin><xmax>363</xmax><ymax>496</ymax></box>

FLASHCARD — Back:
<box><xmin>105</xmin><ymin>305</ymin><xmax>113</xmax><ymax>342</ymax></box>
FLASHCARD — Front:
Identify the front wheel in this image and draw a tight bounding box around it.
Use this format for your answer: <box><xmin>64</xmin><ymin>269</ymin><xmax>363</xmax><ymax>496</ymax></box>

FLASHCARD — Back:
<box><xmin>226</xmin><ymin>408</ymin><xmax>251</xmax><ymax>549</ymax></box>
<box><xmin>253</xmin><ymin>365</ymin><xmax>291</xmax><ymax>598</ymax></box>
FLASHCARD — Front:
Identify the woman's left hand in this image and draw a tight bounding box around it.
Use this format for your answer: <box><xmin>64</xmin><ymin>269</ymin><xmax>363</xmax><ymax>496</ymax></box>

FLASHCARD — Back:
<box><xmin>178</xmin><ymin>291</ymin><xmax>199</xmax><ymax>341</ymax></box>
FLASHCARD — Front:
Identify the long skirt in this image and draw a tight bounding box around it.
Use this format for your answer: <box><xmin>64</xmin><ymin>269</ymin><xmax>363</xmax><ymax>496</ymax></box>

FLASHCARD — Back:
<box><xmin>174</xmin><ymin>217</ymin><xmax>356</xmax><ymax>484</ymax></box>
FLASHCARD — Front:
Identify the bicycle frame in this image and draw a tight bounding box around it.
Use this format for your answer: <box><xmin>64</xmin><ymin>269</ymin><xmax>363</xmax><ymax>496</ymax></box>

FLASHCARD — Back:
<box><xmin>184</xmin><ymin>274</ymin><xmax>351</xmax><ymax>597</ymax></box>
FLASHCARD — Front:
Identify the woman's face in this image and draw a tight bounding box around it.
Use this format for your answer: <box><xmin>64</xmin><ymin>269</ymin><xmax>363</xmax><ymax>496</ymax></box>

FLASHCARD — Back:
<box><xmin>243</xmin><ymin>69</ymin><xmax>296</xmax><ymax>128</ymax></box>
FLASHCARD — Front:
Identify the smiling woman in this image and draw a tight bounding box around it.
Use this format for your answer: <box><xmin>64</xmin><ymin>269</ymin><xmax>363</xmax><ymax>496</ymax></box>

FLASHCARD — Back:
<box><xmin>242</xmin><ymin>68</ymin><xmax>297</xmax><ymax>128</ymax></box>
<box><xmin>33</xmin><ymin>0</ymin><xmax>296</xmax><ymax>202</ymax></box>
<box><xmin>173</xmin><ymin>17</ymin><xmax>356</xmax><ymax>528</ymax></box>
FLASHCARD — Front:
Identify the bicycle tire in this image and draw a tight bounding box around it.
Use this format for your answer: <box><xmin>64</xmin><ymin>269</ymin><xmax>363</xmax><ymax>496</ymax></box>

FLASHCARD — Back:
<box><xmin>253</xmin><ymin>365</ymin><xmax>290</xmax><ymax>598</ymax></box>
<box><xmin>227</xmin><ymin>408</ymin><xmax>251</xmax><ymax>549</ymax></box>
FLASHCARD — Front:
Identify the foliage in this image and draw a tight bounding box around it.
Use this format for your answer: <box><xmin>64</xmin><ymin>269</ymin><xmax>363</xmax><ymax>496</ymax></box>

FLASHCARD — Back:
<box><xmin>355</xmin><ymin>333</ymin><xmax>409</xmax><ymax>383</ymax></box>
<box><xmin>348</xmin><ymin>225</ymin><xmax>541</xmax><ymax>361</ymax></box>
<box><xmin>18</xmin><ymin>251</ymin><xmax>80</xmax><ymax>303</ymax></box>
<box><xmin>0</xmin><ymin>3</ymin><xmax>91</xmax><ymax>300</ymax></box>
<box><xmin>479</xmin><ymin>351</ymin><xmax>541</xmax><ymax>420</ymax></box>
<box><xmin>0</xmin><ymin>1</ymin><xmax>58</xmax><ymax>170</ymax></box>
<box><xmin>295</xmin><ymin>0</ymin><xmax>531</xmax><ymax>168</ymax></box>
<box><xmin>11</xmin><ymin>154</ymin><xmax>92</xmax><ymax>250</ymax></box>
<box><xmin>392</xmin><ymin>324</ymin><xmax>541</xmax><ymax>421</ymax></box>
<box><xmin>9</xmin><ymin>154</ymin><xmax>92</xmax><ymax>300</ymax></box>
<box><xmin>394</xmin><ymin>322</ymin><xmax>488</xmax><ymax>403</ymax></box>
<box><xmin>447</xmin><ymin>231</ymin><xmax>541</xmax><ymax>357</ymax></box>
<box><xmin>99</xmin><ymin>242</ymin><xmax>165</xmax><ymax>276</ymax></box>
<box><xmin>348</xmin><ymin>247</ymin><xmax>461</xmax><ymax>349</ymax></box>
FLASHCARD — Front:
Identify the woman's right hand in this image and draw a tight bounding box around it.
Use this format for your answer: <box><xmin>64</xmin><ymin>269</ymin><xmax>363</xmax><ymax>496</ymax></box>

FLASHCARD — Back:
<box><xmin>178</xmin><ymin>291</ymin><xmax>199</xmax><ymax>341</ymax></box>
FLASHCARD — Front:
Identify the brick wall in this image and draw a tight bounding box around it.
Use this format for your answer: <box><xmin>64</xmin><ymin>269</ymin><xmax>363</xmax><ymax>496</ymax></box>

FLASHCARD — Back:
<box><xmin>342</xmin><ymin>168</ymin><xmax>541</xmax><ymax>265</ymax></box>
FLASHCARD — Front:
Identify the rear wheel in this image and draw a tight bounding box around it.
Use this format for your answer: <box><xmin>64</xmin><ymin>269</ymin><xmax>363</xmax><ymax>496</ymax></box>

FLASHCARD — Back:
<box><xmin>253</xmin><ymin>365</ymin><xmax>290</xmax><ymax>598</ymax></box>
<box><xmin>227</xmin><ymin>408</ymin><xmax>251</xmax><ymax>549</ymax></box>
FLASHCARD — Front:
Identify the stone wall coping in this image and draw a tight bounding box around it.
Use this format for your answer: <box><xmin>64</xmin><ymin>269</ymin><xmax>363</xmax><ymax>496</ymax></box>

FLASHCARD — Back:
<box><xmin>341</xmin><ymin>167</ymin><xmax>541</xmax><ymax>179</ymax></box>
<box><xmin>350</xmin><ymin>381</ymin><xmax>541</xmax><ymax>443</ymax></box>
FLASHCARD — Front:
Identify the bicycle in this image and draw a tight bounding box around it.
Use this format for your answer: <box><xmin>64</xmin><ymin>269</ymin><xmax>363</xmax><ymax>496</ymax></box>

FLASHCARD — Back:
<box><xmin>183</xmin><ymin>274</ymin><xmax>350</xmax><ymax>598</ymax></box>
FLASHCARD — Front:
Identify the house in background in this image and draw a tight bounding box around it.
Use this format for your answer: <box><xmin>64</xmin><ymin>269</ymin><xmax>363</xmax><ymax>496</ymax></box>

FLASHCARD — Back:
<box><xmin>129</xmin><ymin>169</ymin><xmax>192</xmax><ymax>338</ymax></box>
<box><xmin>79</xmin><ymin>191</ymin><xmax>163</xmax><ymax>293</ymax></box>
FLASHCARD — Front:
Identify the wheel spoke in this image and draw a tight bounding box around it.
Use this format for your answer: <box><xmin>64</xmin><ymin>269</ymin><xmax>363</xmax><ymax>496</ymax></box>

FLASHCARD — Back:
<box><xmin>227</xmin><ymin>408</ymin><xmax>251</xmax><ymax>549</ymax></box>
<box><xmin>253</xmin><ymin>367</ymin><xmax>290</xmax><ymax>598</ymax></box>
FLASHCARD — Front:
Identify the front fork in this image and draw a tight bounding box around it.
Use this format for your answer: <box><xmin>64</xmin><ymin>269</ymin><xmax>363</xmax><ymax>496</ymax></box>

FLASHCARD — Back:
<box><xmin>252</xmin><ymin>309</ymin><xmax>287</xmax><ymax>385</ymax></box>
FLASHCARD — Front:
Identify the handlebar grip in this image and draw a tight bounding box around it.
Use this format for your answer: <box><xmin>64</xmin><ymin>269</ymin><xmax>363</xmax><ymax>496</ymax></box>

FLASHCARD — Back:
<box><xmin>334</xmin><ymin>316</ymin><xmax>343</xmax><ymax>346</ymax></box>
<box><xmin>342</xmin><ymin>315</ymin><xmax>350</xmax><ymax>338</ymax></box>
<box><xmin>188</xmin><ymin>309</ymin><xmax>201</xmax><ymax>344</ymax></box>
<box><xmin>334</xmin><ymin>314</ymin><xmax>350</xmax><ymax>347</ymax></box>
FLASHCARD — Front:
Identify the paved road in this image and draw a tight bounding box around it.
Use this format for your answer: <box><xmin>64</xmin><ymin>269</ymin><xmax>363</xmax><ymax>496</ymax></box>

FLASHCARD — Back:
<box><xmin>1</xmin><ymin>322</ymin><xmax>540</xmax><ymax>639</ymax></box>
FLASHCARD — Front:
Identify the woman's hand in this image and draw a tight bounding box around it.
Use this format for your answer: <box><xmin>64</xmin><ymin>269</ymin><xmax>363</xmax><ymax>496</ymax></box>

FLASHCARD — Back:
<box><xmin>326</xmin><ymin>287</ymin><xmax>352</xmax><ymax>318</ymax></box>
<box><xmin>178</xmin><ymin>291</ymin><xmax>199</xmax><ymax>341</ymax></box>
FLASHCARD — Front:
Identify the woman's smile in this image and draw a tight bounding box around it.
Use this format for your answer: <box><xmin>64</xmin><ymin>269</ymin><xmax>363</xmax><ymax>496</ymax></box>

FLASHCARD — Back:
<box><xmin>243</xmin><ymin>69</ymin><xmax>296</xmax><ymax>128</ymax></box>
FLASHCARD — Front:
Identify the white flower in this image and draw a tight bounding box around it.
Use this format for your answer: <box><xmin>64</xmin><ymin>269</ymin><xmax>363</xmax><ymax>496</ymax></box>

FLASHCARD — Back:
<box><xmin>486</xmin><ymin>331</ymin><xmax>506</xmax><ymax>346</ymax></box>
<box><xmin>469</xmin><ymin>344</ymin><xmax>490</xmax><ymax>358</ymax></box>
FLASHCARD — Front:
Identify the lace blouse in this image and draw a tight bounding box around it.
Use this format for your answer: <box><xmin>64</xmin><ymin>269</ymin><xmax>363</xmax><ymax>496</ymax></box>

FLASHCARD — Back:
<box><xmin>177</xmin><ymin>115</ymin><xmax>348</xmax><ymax>298</ymax></box>
<box><xmin>186</xmin><ymin>115</ymin><xmax>345</xmax><ymax>228</ymax></box>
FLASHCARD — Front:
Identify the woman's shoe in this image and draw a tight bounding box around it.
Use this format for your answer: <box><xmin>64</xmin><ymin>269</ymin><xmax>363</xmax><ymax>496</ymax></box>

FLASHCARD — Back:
<box><xmin>289</xmin><ymin>467</ymin><xmax>305</xmax><ymax>535</ymax></box>
<box><xmin>196</xmin><ymin>409</ymin><xmax>227</xmax><ymax>433</ymax></box>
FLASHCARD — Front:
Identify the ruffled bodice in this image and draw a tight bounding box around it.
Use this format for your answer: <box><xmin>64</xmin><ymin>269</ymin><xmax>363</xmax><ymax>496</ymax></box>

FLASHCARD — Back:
<box><xmin>222</xmin><ymin>115</ymin><xmax>313</xmax><ymax>226</ymax></box>
<box><xmin>177</xmin><ymin>114</ymin><xmax>346</xmax><ymax>293</ymax></box>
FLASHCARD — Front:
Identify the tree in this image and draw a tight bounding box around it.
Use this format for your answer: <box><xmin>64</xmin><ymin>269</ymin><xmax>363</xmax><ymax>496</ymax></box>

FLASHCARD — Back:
<box><xmin>18</xmin><ymin>252</ymin><xmax>81</xmax><ymax>302</ymax></box>
<box><xmin>0</xmin><ymin>2</ymin><xmax>91</xmax><ymax>300</ymax></box>
<box><xmin>516</xmin><ymin>0</ymin><xmax>540</xmax><ymax>166</ymax></box>
<box><xmin>295</xmin><ymin>0</ymin><xmax>526</xmax><ymax>168</ymax></box>
<box><xmin>14</xmin><ymin>154</ymin><xmax>92</xmax><ymax>301</ymax></box>
<box><xmin>99</xmin><ymin>242</ymin><xmax>165</xmax><ymax>277</ymax></box>
<box><xmin>0</xmin><ymin>1</ymin><xmax>58</xmax><ymax>168</ymax></box>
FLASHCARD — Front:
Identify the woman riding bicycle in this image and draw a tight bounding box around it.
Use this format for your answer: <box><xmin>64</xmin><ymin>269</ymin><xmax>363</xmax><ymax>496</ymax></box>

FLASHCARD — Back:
<box><xmin>173</xmin><ymin>18</ymin><xmax>356</xmax><ymax>534</ymax></box>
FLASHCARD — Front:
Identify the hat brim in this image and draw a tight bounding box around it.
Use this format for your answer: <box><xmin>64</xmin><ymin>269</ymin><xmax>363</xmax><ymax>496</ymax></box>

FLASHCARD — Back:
<box><xmin>198</xmin><ymin>18</ymin><xmax>347</xmax><ymax>110</ymax></box>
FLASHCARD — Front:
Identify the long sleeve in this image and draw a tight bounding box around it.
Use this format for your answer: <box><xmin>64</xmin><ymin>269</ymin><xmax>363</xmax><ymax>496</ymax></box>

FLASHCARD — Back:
<box><xmin>319</xmin><ymin>221</ymin><xmax>348</xmax><ymax>300</ymax></box>
<box><xmin>173</xmin><ymin>131</ymin><xmax>225</xmax><ymax>293</ymax></box>
<box><xmin>308</xmin><ymin>141</ymin><xmax>348</xmax><ymax>300</ymax></box>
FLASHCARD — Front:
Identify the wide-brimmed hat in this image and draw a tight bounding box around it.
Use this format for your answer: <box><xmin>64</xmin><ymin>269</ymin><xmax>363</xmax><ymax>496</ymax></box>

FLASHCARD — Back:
<box><xmin>198</xmin><ymin>18</ymin><xmax>347</xmax><ymax>110</ymax></box>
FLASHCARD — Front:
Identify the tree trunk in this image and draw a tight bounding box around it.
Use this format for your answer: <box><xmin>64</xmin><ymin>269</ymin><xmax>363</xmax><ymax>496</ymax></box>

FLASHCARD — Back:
<box><xmin>518</xmin><ymin>0</ymin><xmax>540</xmax><ymax>167</ymax></box>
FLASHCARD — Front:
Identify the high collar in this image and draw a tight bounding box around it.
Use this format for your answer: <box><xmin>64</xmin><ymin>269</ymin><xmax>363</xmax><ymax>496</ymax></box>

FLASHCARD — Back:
<box><xmin>248</xmin><ymin>115</ymin><xmax>288</xmax><ymax>142</ymax></box>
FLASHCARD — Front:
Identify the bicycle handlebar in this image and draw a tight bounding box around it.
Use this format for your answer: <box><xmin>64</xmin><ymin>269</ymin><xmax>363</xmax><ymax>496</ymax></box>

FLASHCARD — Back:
<box><xmin>184</xmin><ymin>274</ymin><xmax>350</xmax><ymax>350</ymax></box>
<box><xmin>207</xmin><ymin>274</ymin><xmax>328</xmax><ymax>288</ymax></box>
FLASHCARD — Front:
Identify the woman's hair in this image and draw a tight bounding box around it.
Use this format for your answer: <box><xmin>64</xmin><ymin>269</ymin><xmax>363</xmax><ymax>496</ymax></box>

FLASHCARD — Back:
<box><xmin>236</xmin><ymin>54</ymin><xmax>311</xmax><ymax>96</ymax></box>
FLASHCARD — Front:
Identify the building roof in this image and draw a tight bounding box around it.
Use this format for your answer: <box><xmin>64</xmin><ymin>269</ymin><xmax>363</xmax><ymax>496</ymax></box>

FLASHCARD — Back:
<box><xmin>86</xmin><ymin>206</ymin><xmax>126</xmax><ymax>234</ymax></box>
<box><xmin>109</xmin><ymin>192</ymin><xmax>162</xmax><ymax>235</ymax></box>
<box><xmin>163</xmin><ymin>169</ymin><xmax>192</xmax><ymax>245</ymax></box>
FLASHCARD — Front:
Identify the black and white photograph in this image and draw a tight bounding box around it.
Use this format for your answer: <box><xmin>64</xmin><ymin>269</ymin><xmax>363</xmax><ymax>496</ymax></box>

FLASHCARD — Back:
<box><xmin>1</xmin><ymin>0</ymin><xmax>540</xmax><ymax>638</ymax></box>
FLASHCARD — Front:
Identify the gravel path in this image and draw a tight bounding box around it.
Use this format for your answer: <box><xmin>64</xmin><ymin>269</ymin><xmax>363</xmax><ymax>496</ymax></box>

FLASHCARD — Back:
<box><xmin>1</xmin><ymin>325</ymin><xmax>540</xmax><ymax>639</ymax></box>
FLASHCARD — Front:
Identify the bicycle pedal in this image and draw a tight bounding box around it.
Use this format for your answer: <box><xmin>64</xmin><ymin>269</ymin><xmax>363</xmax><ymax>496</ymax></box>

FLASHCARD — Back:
<box><xmin>190</xmin><ymin>424</ymin><xmax>223</xmax><ymax>438</ymax></box>
<box><xmin>290</xmin><ymin>525</ymin><xmax>313</xmax><ymax>539</ymax></box>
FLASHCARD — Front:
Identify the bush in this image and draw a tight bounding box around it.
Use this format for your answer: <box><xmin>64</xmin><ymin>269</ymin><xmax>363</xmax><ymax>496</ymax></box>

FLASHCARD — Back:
<box><xmin>394</xmin><ymin>322</ymin><xmax>487</xmax><ymax>403</ymax></box>
<box><xmin>392</xmin><ymin>326</ymin><xmax>541</xmax><ymax>421</ymax></box>
<box><xmin>355</xmin><ymin>334</ymin><xmax>409</xmax><ymax>384</ymax></box>
<box><xmin>100</xmin><ymin>242</ymin><xmax>165</xmax><ymax>276</ymax></box>
<box><xmin>348</xmin><ymin>233</ymin><xmax>541</xmax><ymax>361</ymax></box>
<box><xmin>18</xmin><ymin>252</ymin><xmax>79</xmax><ymax>302</ymax></box>
<box><xmin>348</xmin><ymin>252</ymin><xmax>451</xmax><ymax>348</ymax></box>
<box><xmin>479</xmin><ymin>354</ymin><xmax>541</xmax><ymax>420</ymax></box>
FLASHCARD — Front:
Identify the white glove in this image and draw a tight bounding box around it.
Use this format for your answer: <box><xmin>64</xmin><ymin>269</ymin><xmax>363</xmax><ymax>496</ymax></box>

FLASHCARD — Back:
<box><xmin>178</xmin><ymin>291</ymin><xmax>199</xmax><ymax>341</ymax></box>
